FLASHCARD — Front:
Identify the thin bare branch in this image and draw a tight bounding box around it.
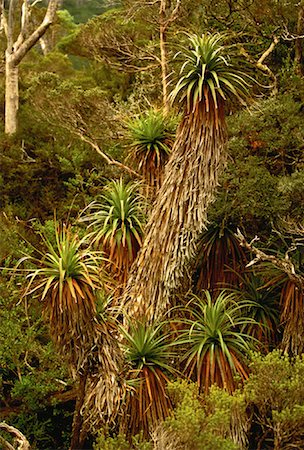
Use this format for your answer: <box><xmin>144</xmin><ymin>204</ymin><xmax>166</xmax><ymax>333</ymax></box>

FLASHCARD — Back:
<box><xmin>75</xmin><ymin>132</ymin><xmax>141</xmax><ymax>179</ymax></box>
<box><xmin>257</xmin><ymin>36</ymin><xmax>279</xmax><ymax>65</ymax></box>
<box><xmin>235</xmin><ymin>229</ymin><xmax>304</xmax><ymax>289</ymax></box>
<box><xmin>239</xmin><ymin>37</ymin><xmax>278</xmax><ymax>93</ymax></box>
<box><xmin>11</xmin><ymin>0</ymin><xmax>59</xmax><ymax>65</ymax></box>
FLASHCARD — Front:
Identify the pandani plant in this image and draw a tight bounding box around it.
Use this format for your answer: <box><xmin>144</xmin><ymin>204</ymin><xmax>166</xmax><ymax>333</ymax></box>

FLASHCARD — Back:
<box><xmin>127</xmin><ymin>109</ymin><xmax>176</xmax><ymax>197</ymax></box>
<box><xmin>120</xmin><ymin>320</ymin><xmax>176</xmax><ymax>438</ymax></box>
<box><xmin>280</xmin><ymin>278</ymin><xmax>304</xmax><ymax>354</ymax></box>
<box><xmin>177</xmin><ymin>290</ymin><xmax>258</xmax><ymax>393</ymax></box>
<box><xmin>17</xmin><ymin>224</ymin><xmax>125</xmax><ymax>449</ymax></box>
<box><xmin>229</xmin><ymin>270</ymin><xmax>280</xmax><ymax>350</ymax></box>
<box><xmin>278</xmin><ymin>223</ymin><xmax>304</xmax><ymax>355</ymax></box>
<box><xmin>194</xmin><ymin>222</ymin><xmax>248</xmax><ymax>295</ymax></box>
<box><xmin>123</xmin><ymin>33</ymin><xmax>252</xmax><ymax>322</ymax></box>
<box><xmin>258</xmin><ymin>260</ymin><xmax>304</xmax><ymax>355</ymax></box>
<box><xmin>80</xmin><ymin>178</ymin><xmax>146</xmax><ymax>286</ymax></box>
<box><xmin>240</xmin><ymin>222</ymin><xmax>304</xmax><ymax>355</ymax></box>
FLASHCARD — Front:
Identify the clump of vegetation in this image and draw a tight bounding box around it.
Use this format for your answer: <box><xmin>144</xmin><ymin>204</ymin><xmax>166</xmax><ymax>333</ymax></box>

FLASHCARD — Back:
<box><xmin>178</xmin><ymin>291</ymin><xmax>257</xmax><ymax>393</ymax></box>
<box><xmin>1</xmin><ymin>1</ymin><xmax>304</xmax><ymax>449</ymax></box>
<box><xmin>80</xmin><ymin>179</ymin><xmax>146</xmax><ymax>285</ymax></box>
<box><xmin>127</xmin><ymin>109</ymin><xmax>176</xmax><ymax>193</ymax></box>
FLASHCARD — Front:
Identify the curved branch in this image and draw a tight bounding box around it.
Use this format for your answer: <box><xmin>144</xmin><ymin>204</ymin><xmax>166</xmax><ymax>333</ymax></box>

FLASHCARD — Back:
<box><xmin>0</xmin><ymin>422</ymin><xmax>30</xmax><ymax>450</ymax></box>
<box><xmin>75</xmin><ymin>132</ymin><xmax>141</xmax><ymax>179</ymax></box>
<box><xmin>235</xmin><ymin>229</ymin><xmax>304</xmax><ymax>289</ymax></box>
<box><xmin>0</xmin><ymin>435</ymin><xmax>15</xmax><ymax>450</ymax></box>
<box><xmin>239</xmin><ymin>37</ymin><xmax>279</xmax><ymax>93</ymax></box>
<box><xmin>11</xmin><ymin>0</ymin><xmax>59</xmax><ymax>66</ymax></box>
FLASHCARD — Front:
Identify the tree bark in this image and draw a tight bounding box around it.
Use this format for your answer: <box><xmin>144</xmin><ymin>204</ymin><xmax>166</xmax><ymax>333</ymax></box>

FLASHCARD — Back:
<box><xmin>69</xmin><ymin>370</ymin><xmax>88</xmax><ymax>450</ymax></box>
<box><xmin>159</xmin><ymin>22</ymin><xmax>169</xmax><ymax>113</ymax></box>
<box><xmin>3</xmin><ymin>0</ymin><xmax>60</xmax><ymax>134</ymax></box>
<box><xmin>0</xmin><ymin>422</ymin><xmax>30</xmax><ymax>450</ymax></box>
<box><xmin>5</xmin><ymin>56</ymin><xmax>18</xmax><ymax>134</ymax></box>
<box><xmin>295</xmin><ymin>2</ymin><xmax>304</xmax><ymax>76</ymax></box>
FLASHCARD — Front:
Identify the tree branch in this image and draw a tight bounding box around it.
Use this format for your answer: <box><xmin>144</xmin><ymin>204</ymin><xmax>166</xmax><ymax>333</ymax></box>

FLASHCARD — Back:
<box><xmin>0</xmin><ymin>0</ymin><xmax>8</xmax><ymax>36</ymax></box>
<box><xmin>235</xmin><ymin>229</ymin><xmax>304</xmax><ymax>289</ymax></box>
<box><xmin>162</xmin><ymin>0</ymin><xmax>181</xmax><ymax>29</ymax></box>
<box><xmin>0</xmin><ymin>435</ymin><xmax>15</xmax><ymax>450</ymax></box>
<box><xmin>239</xmin><ymin>37</ymin><xmax>278</xmax><ymax>93</ymax></box>
<box><xmin>14</xmin><ymin>0</ymin><xmax>30</xmax><ymax>50</ymax></box>
<box><xmin>257</xmin><ymin>36</ymin><xmax>279</xmax><ymax>65</ymax></box>
<box><xmin>0</xmin><ymin>422</ymin><xmax>30</xmax><ymax>450</ymax></box>
<box><xmin>7</xmin><ymin>0</ymin><xmax>17</xmax><ymax>52</ymax></box>
<box><xmin>75</xmin><ymin>132</ymin><xmax>141</xmax><ymax>178</ymax></box>
<box><xmin>11</xmin><ymin>0</ymin><xmax>59</xmax><ymax>65</ymax></box>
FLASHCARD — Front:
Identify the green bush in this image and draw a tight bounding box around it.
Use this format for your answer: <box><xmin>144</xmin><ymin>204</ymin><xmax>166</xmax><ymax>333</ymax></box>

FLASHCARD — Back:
<box><xmin>245</xmin><ymin>351</ymin><xmax>304</xmax><ymax>449</ymax></box>
<box><xmin>93</xmin><ymin>430</ymin><xmax>152</xmax><ymax>450</ymax></box>
<box><xmin>162</xmin><ymin>381</ymin><xmax>240</xmax><ymax>450</ymax></box>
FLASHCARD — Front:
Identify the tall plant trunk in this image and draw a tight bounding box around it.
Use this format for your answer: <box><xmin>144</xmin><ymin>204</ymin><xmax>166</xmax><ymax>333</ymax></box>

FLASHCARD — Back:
<box><xmin>281</xmin><ymin>281</ymin><xmax>304</xmax><ymax>354</ymax></box>
<box><xmin>69</xmin><ymin>369</ymin><xmax>88</xmax><ymax>450</ymax></box>
<box><xmin>2</xmin><ymin>0</ymin><xmax>59</xmax><ymax>134</ymax></box>
<box><xmin>295</xmin><ymin>2</ymin><xmax>304</xmax><ymax>76</ymax></box>
<box><xmin>123</xmin><ymin>103</ymin><xmax>227</xmax><ymax>321</ymax></box>
<box><xmin>159</xmin><ymin>0</ymin><xmax>170</xmax><ymax>114</ymax></box>
<box><xmin>159</xmin><ymin>22</ymin><xmax>169</xmax><ymax>114</ymax></box>
<box><xmin>5</xmin><ymin>56</ymin><xmax>19</xmax><ymax>135</ymax></box>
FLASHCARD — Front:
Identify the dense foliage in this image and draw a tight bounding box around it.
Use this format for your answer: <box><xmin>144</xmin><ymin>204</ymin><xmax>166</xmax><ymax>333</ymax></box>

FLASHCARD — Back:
<box><xmin>0</xmin><ymin>0</ymin><xmax>303</xmax><ymax>449</ymax></box>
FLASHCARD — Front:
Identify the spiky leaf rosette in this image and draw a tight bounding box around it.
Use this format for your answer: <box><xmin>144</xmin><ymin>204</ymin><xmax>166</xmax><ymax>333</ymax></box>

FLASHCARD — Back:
<box><xmin>178</xmin><ymin>291</ymin><xmax>257</xmax><ymax>393</ymax></box>
<box><xmin>170</xmin><ymin>33</ymin><xmax>250</xmax><ymax>119</ymax></box>
<box><xmin>21</xmin><ymin>226</ymin><xmax>105</xmax><ymax>372</ymax></box>
<box><xmin>81</xmin><ymin>179</ymin><xmax>146</xmax><ymax>284</ymax></box>
<box><xmin>122</xmin><ymin>33</ymin><xmax>252</xmax><ymax>322</ymax></box>
<box><xmin>128</xmin><ymin>110</ymin><xmax>175</xmax><ymax>193</ymax></box>
<box><xmin>230</xmin><ymin>271</ymin><xmax>280</xmax><ymax>349</ymax></box>
<box><xmin>120</xmin><ymin>321</ymin><xmax>176</xmax><ymax>437</ymax></box>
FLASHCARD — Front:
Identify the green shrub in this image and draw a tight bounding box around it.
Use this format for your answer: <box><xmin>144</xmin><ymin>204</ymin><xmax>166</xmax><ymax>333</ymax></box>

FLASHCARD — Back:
<box><xmin>93</xmin><ymin>430</ymin><xmax>152</xmax><ymax>450</ymax></box>
<box><xmin>162</xmin><ymin>381</ymin><xmax>240</xmax><ymax>450</ymax></box>
<box><xmin>245</xmin><ymin>351</ymin><xmax>304</xmax><ymax>449</ymax></box>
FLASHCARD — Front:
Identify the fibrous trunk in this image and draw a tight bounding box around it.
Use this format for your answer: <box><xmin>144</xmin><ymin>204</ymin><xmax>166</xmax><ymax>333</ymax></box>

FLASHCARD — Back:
<box><xmin>281</xmin><ymin>280</ymin><xmax>304</xmax><ymax>354</ymax></box>
<box><xmin>159</xmin><ymin>0</ymin><xmax>169</xmax><ymax>113</ymax></box>
<box><xmin>45</xmin><ymin>283</ymin><xmax>125</xmax><ymax>443</ymax></box>
<box><xmin>123</xmin><ymin>102</ymin><xmax>227</xmax><ymax>321</ymax></box>
<box><xmin>295</xmin><ymin>2</ymin><xmax>304</xmax><ymax>76</ymax></box>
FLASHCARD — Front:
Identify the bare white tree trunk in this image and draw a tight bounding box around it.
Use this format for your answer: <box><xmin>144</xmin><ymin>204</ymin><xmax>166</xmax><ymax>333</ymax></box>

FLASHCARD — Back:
<box><xmin>295</xmin><ymin>1</ymin><xmax>304</xmax><ymax>75</ymax></box>
<box><xmin>5</xmin><ymin>56</ymin><xmax>18</xmax><ymax>134</ymax></box>
<box><xmin>1</xmin><ymin>0</ymin><xmax>60</xmax><ymax>134</ymax></box>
